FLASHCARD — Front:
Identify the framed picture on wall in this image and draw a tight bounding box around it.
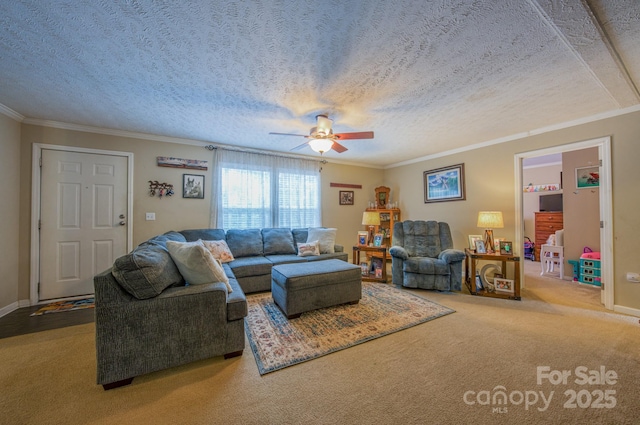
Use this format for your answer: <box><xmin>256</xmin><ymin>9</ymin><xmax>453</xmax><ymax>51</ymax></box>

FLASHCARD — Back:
<box><xmin>424</xmin><ymin>163</ymin><xmax>466</xmax><ymax>203</ymax></box>
<box><xmin>183</xmin><ymin>174</ymin><xmax>205</xmax><ymax>199</ymax></box>
<box><xmin>339</xmin><ymin>190</ymin><xmax>354</xmax><ymax>205</ymax></box>
<box><xmin>575</xmin><ymin>166</ymin><xmax>599</xmax><ymax>189</ymax></box>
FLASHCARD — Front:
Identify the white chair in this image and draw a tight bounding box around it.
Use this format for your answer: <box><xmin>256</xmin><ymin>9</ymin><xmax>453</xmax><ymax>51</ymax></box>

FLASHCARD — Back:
<box><xmin>540</xmin><ymin>229</ymin><xmax>564</xmax><ymax>278</ymax></box>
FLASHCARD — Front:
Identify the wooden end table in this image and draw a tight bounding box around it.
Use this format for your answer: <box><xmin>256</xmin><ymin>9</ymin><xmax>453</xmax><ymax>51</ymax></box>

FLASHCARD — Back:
<box><xmin>353</xmin><ymin>245</ymin><xmax>388</xmax><ymax>283</ymax></box>
<box><xmin>464</xmin><ymin>248</ymin><xmax>521</xmax><ymax>300</ymax></box>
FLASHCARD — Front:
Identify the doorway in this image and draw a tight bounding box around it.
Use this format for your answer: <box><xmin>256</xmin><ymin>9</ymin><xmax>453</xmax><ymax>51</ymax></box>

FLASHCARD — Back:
<box><xmin>30</xmin><ymin>144</ymin><xmax>133</xmax><ymax>304</ymax></box>
<box><xmin>514</xmin><ymin>136</ymin><xmax>613</xmax><ymax>310</ymax></box>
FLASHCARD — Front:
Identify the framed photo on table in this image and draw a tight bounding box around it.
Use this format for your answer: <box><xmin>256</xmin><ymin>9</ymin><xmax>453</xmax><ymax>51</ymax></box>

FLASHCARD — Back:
<box><xmin>373</xmin><ymin>233</ymin><xmax>383</xmax><ymax>247</ymax></box>
<box><xmin>499</xmin><ymin>241</ymin><xmax>513</xmax><ymax>255</ymax></box>
<box><xmin>468</xmin><ymin>235</ymin><xmax>483</xmax><ymax>250</ymax></box>
<box><xmin>494</xmin><ymin>278</ymin><xmax>515</xmax><ymax>294</ymax></box>
<box><xmin>475</xmin><ymin>239</ymin><xmax>487</xmax><ymax>254</ymax></box>
<box><xmin>357</xmin><ymin>231</ymin><xmax>369</xmax><ymax>246</ymax></box>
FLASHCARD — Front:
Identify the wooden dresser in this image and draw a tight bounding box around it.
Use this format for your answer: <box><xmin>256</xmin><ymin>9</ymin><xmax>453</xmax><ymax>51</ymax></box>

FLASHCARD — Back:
<box><xmin>534</xmin><ymin>212</ymin><xmax>563</xmax><ymax>261</ymax></box>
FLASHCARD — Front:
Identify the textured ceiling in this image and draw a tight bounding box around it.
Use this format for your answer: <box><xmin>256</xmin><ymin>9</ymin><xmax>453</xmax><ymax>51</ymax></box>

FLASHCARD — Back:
<box><xmin>0</xmin><ymin>0</ymin><xmax>639</xmax><ymax>167</ymax></box>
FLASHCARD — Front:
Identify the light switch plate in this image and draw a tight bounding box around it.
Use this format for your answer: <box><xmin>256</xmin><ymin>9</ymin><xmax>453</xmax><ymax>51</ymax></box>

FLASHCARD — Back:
<box><xmin>145</xmin><ymin>212</ymin><xmax>156</xmax><ymax>221</ymax></box>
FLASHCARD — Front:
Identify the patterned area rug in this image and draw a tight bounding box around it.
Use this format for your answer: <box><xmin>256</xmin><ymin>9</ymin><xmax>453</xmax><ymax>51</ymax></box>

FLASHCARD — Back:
<box><xmin>244</xmin><ymin>283</ymin><xmax>454</xmax><ymax>375</ymax></box>
<box><xmin>30</xmin><ymin>298</ymin><xmax>95</xmax><ymax>316</ymax></box>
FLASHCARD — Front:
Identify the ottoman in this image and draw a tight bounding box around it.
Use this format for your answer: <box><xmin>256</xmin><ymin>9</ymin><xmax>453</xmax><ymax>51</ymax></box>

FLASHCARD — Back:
<box><xmin>271</xmin><ymin>259</ymin><xmax>362</xmax><ymax>319</ymax></box>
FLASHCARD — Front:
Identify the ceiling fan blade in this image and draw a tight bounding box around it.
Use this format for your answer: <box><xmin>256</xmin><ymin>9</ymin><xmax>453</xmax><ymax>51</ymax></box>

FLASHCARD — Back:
<box><xmin>269</xmin><ymin>132</ymin><xmax>309</xmax><ymax>137</ymax></box>
<box><xmin>290</xmin><ymin>141</ymin><xmax>310</xmax><ymax>151</ymax></box>
<box><xmin>333</xmin><ymin>131</ymin><xmax>374</xmax><ymax>140</ymax></box>
<box><xmin>331</xmin><ymin>141</ymin><xmax>348</xmax><ymax>153</ymax></box>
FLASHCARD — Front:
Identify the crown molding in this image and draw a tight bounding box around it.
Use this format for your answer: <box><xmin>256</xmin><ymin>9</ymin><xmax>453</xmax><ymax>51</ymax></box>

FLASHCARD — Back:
<box><xmin>385</xmin><ymin>104</ymin><xmax>640</xmax><ymax>169</ymax></box>
<box><xmin>0</xmin><ymin>103</ymin><xmax>25</xmax><ymax>121</ymax></box>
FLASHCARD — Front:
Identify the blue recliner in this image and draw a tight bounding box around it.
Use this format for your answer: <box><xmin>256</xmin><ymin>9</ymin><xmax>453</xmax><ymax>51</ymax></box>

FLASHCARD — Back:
<box><xmin>389</xmin><ymin>220</ymin><xmax>465</xmax><ymax>291</ymax></box>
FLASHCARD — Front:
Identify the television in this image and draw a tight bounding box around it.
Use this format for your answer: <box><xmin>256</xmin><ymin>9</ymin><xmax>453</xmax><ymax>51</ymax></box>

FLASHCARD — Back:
<box><xmin>539</xmin><ymin>193</ymin><xmax>563</xmax><ymax>212</ymax></box>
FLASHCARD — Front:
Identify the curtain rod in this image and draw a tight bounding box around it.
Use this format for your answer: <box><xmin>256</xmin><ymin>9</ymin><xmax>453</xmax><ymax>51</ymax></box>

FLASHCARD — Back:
<box><xmin>204</xmin><ymin>144</ymin><xmax>327</xmax><ymax>164</ymax></box>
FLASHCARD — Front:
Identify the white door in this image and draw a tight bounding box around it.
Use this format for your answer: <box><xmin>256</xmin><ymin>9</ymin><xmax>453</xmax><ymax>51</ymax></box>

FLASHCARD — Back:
<box><xmin>39</xmin><ymin>149</ymin><xmax>128</xmax><ymax>300</ymax></box>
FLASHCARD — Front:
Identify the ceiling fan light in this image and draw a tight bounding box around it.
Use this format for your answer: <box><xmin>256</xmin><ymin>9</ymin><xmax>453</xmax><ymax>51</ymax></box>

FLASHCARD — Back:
<box><xmin>308</xmin><ymin>138</ymin><xmax>334</xmax><ymax>153</ymax></box>
<box><xmin>316</xmin><ymin>115</ymin><xmax>333</xmax><ymax>135</ymax></box>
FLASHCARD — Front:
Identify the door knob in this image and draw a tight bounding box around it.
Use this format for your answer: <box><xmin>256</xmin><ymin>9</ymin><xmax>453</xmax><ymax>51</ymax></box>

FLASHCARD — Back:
<box><xmin>119</xmin><ymin>221</ymin><xmax>126</xmax><ymax>226</ymax></box>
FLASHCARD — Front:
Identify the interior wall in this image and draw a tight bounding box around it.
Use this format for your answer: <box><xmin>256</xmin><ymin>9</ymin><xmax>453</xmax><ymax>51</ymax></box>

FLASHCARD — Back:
<box><xmin>319</xmin><ymin>162</ymin><xmax>386</xmax><ymax>256</ymax></box>
<box><xmin>0</xmin><ymin>113</ymin><xmax>21</xmax><ymax>313</ymax></box>
<box><xmin>522</xmin><ymin>163</ymin><xmax>563</xmax><ymax>238</ymax></box>
<box><xmin>562</xmin><ymin>148</ymin><xmax>600</xmax><ymax>269</ymax></box>
<box><xmin>384</xmin><ymin>109</ymin><xmax>640</xmax><ymax>313</ymax></box>
<box><xmin>16</xmin><ymin>124</ymin><xmax>383</xmax><ymax>305</ymax></box>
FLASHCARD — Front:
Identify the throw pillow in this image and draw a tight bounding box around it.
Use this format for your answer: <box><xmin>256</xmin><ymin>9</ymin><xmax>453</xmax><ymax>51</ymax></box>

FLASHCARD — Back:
<box><xmin>166</xmin><ymin>240</ymin><xmax>232</xmax><ymax>293</ymax></box>
<box><xmin>201</xmin><ymin>239</ymin><xmax>235</xmax><ymax>263</ymax></box>
<box><xmin>297</xmin><ymin>240</ymin><xmax>320</xmax><ymax>257</ymax></box>
<box><xmin>306</xmin><ymin>227</ymin><xmax>337</xmax><ymax>254</ymax></box>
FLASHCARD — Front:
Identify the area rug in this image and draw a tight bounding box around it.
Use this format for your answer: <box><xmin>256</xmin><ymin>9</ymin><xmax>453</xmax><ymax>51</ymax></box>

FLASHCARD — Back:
<box><xmin>244</xmin><ymin>283</ymin><xmax>454</xmax><ymax>375</ymax></box>
<box><xmin>29</xmin><ymin>298</ymin><xmax>95</xmax><ymax>316</ymax></box>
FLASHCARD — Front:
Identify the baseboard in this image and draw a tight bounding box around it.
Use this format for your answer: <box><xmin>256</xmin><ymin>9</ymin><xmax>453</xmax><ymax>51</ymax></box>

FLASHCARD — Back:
<box><xmin>0</xmin><ymin>301</ymin><xmax>19</xmax><ymax>319</ymax></box>
<box><xmin>613</xmin><ymin>304</ymin><xmax>640</xmax><ymax>318</ymax></box>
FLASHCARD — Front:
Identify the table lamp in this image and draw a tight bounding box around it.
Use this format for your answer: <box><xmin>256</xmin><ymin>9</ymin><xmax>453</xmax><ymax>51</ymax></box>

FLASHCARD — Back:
<box><xmin>477</xmin><ymin>211</ymin><xmax>504</xmax><ymax>253</ymax></box>
<box><xmin>362</xmin><ymin>211</ymin><xmax>381</xmax><ymax>246</ymax></box>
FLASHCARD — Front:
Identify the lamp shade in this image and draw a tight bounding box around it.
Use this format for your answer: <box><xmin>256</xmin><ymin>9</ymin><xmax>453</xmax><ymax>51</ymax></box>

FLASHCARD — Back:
<box><xmin>308</xmin><ymin>138</ymin><xmax>334</xmax><ymax>153</ymax></box>
<box><xmin>362</xmin><ymin>211</ymin><xmax>381</xmax><ymax>226</ymax></box>
<box><xmin>477</xmin><ymin>211</ymin><xmax>504</xmax><ymax>229</ymax></box>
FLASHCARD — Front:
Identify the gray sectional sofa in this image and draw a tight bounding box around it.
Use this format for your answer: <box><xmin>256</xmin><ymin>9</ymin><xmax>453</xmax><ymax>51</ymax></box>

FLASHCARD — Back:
<box><xmin>94</xmin><ymin>227</ymin><xmax>346</xmax><ymax>389</ymax></box>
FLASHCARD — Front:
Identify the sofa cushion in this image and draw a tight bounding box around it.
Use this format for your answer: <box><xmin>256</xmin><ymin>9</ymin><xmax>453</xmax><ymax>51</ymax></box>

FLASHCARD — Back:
<box><xmin>265</xmin><ymin>254</ymin><xmax>307</xmax><ymax>265</ymax></box>
<box><xmin>180</xmin><ymin>228</ymin><xmax>226</xmax><ymax>242</ymax></box>
<box><xmin>262</xmin><ymin>228</ymin><xmax>296</xmax><ymax>255</ymax></box>
<box><xmin>292</xmin><ymin>228</ymin><xmax>308</xmax><ymax>247</ymax></box>
<box><xmin>307</xmin><ymin>228</ymin><xmax>337</xmax><ymax>254</ymax></box>
<box><xmin>225</xmin><ymin>228</ymin><xmax>263</xmax><ymax>257</ymax></box>
<box><xmin>201</xmin><ymin>239</ymin><xmax>235</xmax><ymax>263</ymax></box>
<box><xmin>297</xmin><ymin>240</ymin><xmax>320</xmax><ymax>256</ymax></box>
<box><xmin>227</xmin><ymin>256</ymin><xmax>273</xmax><ymax>278</ymax></box>
<box><xmin>226</xmin><ymin>277</ymin><xmax>248</xmax><ymax>321</ymax></box>
<box><xmin>166</xmin><ymin>240</ymin><xmax>232</xmax><ymax>292</ymax></box>
<box><xmin>111</xmin><ymin>234</ymin><xmax>186</xmax><ymax>300</ymax></box>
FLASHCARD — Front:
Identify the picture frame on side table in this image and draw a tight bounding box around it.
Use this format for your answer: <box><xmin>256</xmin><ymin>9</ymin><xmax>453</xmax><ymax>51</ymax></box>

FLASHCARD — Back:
<box><xmin>499</xmin><ymin>241</ymin><xmax>513</xmax><ymax>255</ymax></box>
<box><xmin>494</xmin><ymin>238</ymin><xmax>506</xmax><ymax>253</ymax></box>
<box><xmin>475</xmin><ymin>275</ymin><xmax>484</xmax><ymax>291</ymax></box>
<box><xmin>468</xmin><ymin>235</ymin><xmax>482</xmax><ymax>250</ymax></box>
<box><xmin>475</xmin><ymin>239</ymin><xmax>487</xmax><ymax>254</ymax></box>
<box><xmin>494</xmin><ymin>278</ymin><xmax>515</xmax><ymax>294</ymax></box>
<box><xmin>357</xmin><ymin>231</ymin><xmax>369</xmax><ymax>246</ymax></box>
<box><xmin>371</xmin><ymin>257</ymin><xmax>383</xmax><ymax>273</ymax></box>
<box><xmin>183</xmin><ymin>174</ymin><xmax>205</xmax><ymax>199</ymax></box>
<box><xmin>339</xmin><ymin>190</ymin><xmax>354</xmax><ymax>205</ymax></box>
<box><xmin>373</xmin><ymin>233</ymin><xmax>383</xmax><ymax>247</ymax></box>
<box><xmin>360</xmin><ymin>262</ymin><xmax>369</xmax><ymax>276</ymax></box>
<box><xmin>423</xmin><ymin>163</ymin><xmax>466</xmax><ymax>203</ymax></box>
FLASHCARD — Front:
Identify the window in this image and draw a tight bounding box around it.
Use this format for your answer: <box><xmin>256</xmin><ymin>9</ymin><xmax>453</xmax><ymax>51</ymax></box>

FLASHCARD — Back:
<box><xmin>212</xmin><ymin>150</ymin><xmax>321</xmax><ymax>229</ymax></box>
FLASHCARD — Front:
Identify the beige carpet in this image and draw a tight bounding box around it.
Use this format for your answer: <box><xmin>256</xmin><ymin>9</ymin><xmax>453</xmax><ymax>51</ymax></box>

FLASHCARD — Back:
<box><xmin>1</xmin><ymin>263</ymin><xmax>638</xmax><ymax>424</ymax></box>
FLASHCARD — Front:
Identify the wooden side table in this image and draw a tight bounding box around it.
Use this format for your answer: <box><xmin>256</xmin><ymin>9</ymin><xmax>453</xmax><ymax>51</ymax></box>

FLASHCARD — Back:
<box><xmin>464</xmin><ymin>248</ymin><xmax>521</xmax><ymax>300</ymax></box>
<box><xmin>353</xmin><ymin>245</ymin><xmax>388</xmax><ymax>283</ymax></box>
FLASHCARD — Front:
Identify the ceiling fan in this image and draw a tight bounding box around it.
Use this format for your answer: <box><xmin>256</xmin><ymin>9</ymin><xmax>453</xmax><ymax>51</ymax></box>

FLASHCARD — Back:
<box><xmin>269</xmin><ymin>114</ymin><xmax>374</xmax><ymax>154</ymax></box>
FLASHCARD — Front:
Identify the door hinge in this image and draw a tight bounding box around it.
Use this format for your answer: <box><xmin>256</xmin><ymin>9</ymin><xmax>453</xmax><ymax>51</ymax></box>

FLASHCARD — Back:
<box><xmin>600</xmin><ymin>221</ymin><xmax>604</xmax><ymax>228</ymax></box>
<box><xmin>38</xmin><ymin>219</ymin><xmax>41</xmax><ymax>230</ymax></box>
<box><xmin>39</xmin><ymin>156</ymin><xmax>42</xmax><ymax>167</ymax></box>
<box><xmin>598</xmin><ymin>159</ymin><xmax>602</xmax><ymax>167</ymax></box>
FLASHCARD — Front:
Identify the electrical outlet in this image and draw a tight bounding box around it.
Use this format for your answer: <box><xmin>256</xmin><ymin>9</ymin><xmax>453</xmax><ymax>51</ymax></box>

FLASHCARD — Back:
<box><xmin>145</xmin><ymin>212</ymin><xmax>156</xmax><ymax>221</ymax></box>
<box><xmin>626</xmin><ymin>272</ymin><xmax>640</xmax><ymax>283</ymax></box>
